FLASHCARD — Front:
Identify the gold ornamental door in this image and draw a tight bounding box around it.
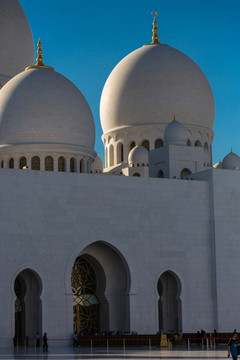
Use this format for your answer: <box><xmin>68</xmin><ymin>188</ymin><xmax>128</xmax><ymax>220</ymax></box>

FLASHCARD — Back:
<box><xmin>71</xmin><ymin>257</ymin><xmax>100</xmax><ymax>335</ymax></box>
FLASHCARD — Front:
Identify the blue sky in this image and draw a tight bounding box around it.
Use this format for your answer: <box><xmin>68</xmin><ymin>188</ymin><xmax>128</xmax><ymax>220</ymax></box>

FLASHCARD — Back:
<box><xmin>19</xmin><ymin>0</ymin><xmax>240</xmax><ymax>164</ymax></box>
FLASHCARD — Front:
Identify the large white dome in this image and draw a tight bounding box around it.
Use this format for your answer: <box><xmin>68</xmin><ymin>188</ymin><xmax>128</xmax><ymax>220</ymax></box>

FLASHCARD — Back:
<box><xmin>0</xmin><ymin>0</ymin><xmax>34</xmax><ymax>86</ymax></box>
<box><xmin>100</xmin><ymin>44</ymin><xmax>215</xmax><ymax>133</ymax></box>
<box><xmin>0</xmin><ymin>68</ymin><xmax>95</xmax><ymax>150</ymax></box>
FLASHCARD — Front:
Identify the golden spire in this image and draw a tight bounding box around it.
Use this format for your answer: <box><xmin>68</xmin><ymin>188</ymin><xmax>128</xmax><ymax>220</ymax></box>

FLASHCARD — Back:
<box><xmin>173</xmin><ymin>114</ymin><xmax>176</xmax><ymax>122</ymax></box>
<box><xmin>25</xmin><ymin>39</ymin><xmax>54</xmax><ymax>71</ymax></box>
<box><xmin>150</xmin><ymin>10</ymin><xmax>160</xmax><ymax>45</ymax></box>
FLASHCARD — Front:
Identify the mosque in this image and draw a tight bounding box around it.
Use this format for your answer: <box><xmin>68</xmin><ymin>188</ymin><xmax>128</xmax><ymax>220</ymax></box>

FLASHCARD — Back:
<box><xmin>0</xmin><ymin>0</ymin><xmax>239</xmax><ymax>348</ymax></box>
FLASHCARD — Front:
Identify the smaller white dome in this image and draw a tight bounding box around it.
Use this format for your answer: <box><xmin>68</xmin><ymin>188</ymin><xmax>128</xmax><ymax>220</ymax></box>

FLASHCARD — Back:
<box><xmin>213</xmin><ymin>159</ymin><xmax>222</xmax><ymax>169</ymax></box>
<box><xmin>222</xmin><ymin>151</ymin><xmax>240</xmax><ymax>170</ymax></box>
<box><xmin>91</xmin><ymin>155</ymin><xmax>103</xmax><ymax>173</ymax></box>
<box><xmin>128</xmin><ymin>145</ymin><xmax>148</xmax><ymax>166</ymax></box>
<box><xmin>163</xmin><ymin>119</ymin><xmax>188</xmax><ymax>146</ymax></box>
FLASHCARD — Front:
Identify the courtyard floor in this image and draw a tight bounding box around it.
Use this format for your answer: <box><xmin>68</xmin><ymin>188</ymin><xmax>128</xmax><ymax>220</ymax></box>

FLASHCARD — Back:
<box><xmin>0</xmin><ymin>345</ymin><xmax>230</xmax><ymax>360</ymax></box>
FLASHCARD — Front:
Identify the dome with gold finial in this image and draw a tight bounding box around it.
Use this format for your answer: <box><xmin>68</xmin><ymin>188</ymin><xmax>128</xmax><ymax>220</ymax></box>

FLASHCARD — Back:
<box><xmin>0</xmin><ymin>41</ymin><xmax>95</xmax><ymax>157</ymax></box>
<box><xmin>100</xmin><ymin>11</ymin><xmax>215</xmax><ymax>135</ymax></box>
<box><xmin>0</xmin><ymin>0</ymin><xmax>34</xmax><ymax>87</ymax></box>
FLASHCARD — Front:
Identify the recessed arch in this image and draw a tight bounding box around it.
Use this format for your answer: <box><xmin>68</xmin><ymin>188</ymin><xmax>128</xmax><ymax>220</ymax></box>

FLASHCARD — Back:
<box><xmin>195</xmin><ymin>140</ymin><xmax>202</xmax><ymax>147</ymax></box>
<box><xmin>80</xmin><ymin>159</ymin><xmax>85</xmax><ymax>173</ymax></box>
<box><xmin>67</xmin><ymin>240</ymin><xmax>131</xmax><ymax>335</ymax></box>
<box><xmin>204</xmin><ymin>142</ymin><xmax>208</xmax><ymax>150</ymax></box>
<box><xmin>19</xmin><ymin>157</ymin><xmax>26</xmax><ymax>169</ymax></box>
<box><xmin>70</xmin><ymin>157</ymin><xmax>76</xmax><ymax>173</ymax></box>
<box><xmin>155</xmin><ymin>138</ymin><xmax>163</xmax><ymax>149</ymax></box>
<box><xmin>180</xmin><ymin>168</ymin><xmax>192</xmax><ymax>178</ymax></box>
<box><xmin>45</xmin><ymin>156</ymin><xmax>53</xmax><ymax>171</ymax></box>
<box><xmin>58</xmin><ymin>156</ymin><xmax>65</xmax><ymax>172</ymax></box>
<box><xmin>117</xmin><ymin>142</ymin><xmax>124</xmax><ymax>164</ymax></box>
<box><xmin>142</xmin><ymin>140</ymin><xmax>149</xmax><ymax>150</ymax></box>
<box><xmin>14</xmin><ymin>268</ymin><xmax>42</xmax><ymax>346</ymax></box>
<box><xmin>9</xmin><ymin>158</ymin><xmax>14</xmax><ymax>169</ymax></box>
<box><xmin>31</xmin><ymin>156</ymin><xmax>40</xmax><ymax>170</ymax></box>
<box><xmin>157</xmin><ymin>270</ymin><xmax>182</xmax><ymax>333</ymax></box>
<box><xmin>133</xmin><ymin>172</ymin><xmax>141</xmax><ymax>177</ymax></box>
<box><xmin>129</xmin><ymin>141</ymin><xmax>135</xmax><ymax>151</ymax></box>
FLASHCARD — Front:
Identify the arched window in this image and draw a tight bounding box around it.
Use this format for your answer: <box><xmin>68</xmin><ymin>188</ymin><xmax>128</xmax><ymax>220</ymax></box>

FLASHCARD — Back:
<box><xmin>1</xmin><ymin>160</ymin><xmax>3</xmax><ymax>168</ymax></box>
<box><xmin>80</xmin><ymin>159</ymin><xmax>85</xmax><ymax>173</ymax></box>
<box><xmin>19</xmin><ymin>157</ymin><xmax>26</xmax><ymax>169</ymax></box>
<box><xmin>31</xmin><ymin>156</ymin><xmax>40</xmax><ymax>170</ymax></box>
<box><xmin>58</xmin><ymin>156</ymin><xmax>65</xmax><ymax>172</ymax></box>
<box><xmin>70</xmin><ymin>158</ymin><xmax>76</xmax><ymax>172</ymax></box>
<box><xmin>204</xmin><ymin>142</ymin><xmax>208</xmax><ymax>150</ymax></box>
<box><xmin>45</xmin><ymin>156</ymin><xmax>53</xmax><ymax>171</ymax></box>
<box><xmin>117</xmin><ymin>142</ymin><xmax>123</xmax><ymax>164</ymax></box>
<box><xmin>195</xmin><ymin>140</ymin><xmax>202</xmax><ymax>147</ymax></box>
<box><xmin>133</xmin><ymin>173</ymin><xmax>141</xmax><ymax>177</ymax></box>
<box><xmin>105</xmin><ymin>148</ymin><xmax>108</xmax><ymax>168</ymax></box>
<box><xmin>187</xmin><ymin>139</ymin><xmax>191</xmax><ymax>146</ymax></box>
<box><xmin>86</xmin><ymin>161</ymin><xmax>90</xmax><ymax>173</ymax></box>
<box><xmin>155</xmin><ymin>138</ymin><xmax>163</xmax><ymax>148</ymax></box>
<box><xmin>157</xmin><ymin>170</ymin><xmax>164</xmax><ymax>178</ymax></box>
<box><xmin>180</xmin><ymin>168</ymin><xmax>192</xmax><ymax>178</ymax></box>
<box><xmin>142</xmin><ymin>140</ymin><xmax>149</xmax><ymax>150</ymax></box>
<box><xmin>109</xmin><ymin>145</ymin><xmax>114</xmax><ymax>167</ymax></box>
<box><xmin>130</xmin><ymin>141</ymin><xmax>135</xmax><ymax>151</ymax></box>
<box><xmin>9</xmin><ymin>158</ymin><xmax>14</xmax><ymax>169</ymax></box>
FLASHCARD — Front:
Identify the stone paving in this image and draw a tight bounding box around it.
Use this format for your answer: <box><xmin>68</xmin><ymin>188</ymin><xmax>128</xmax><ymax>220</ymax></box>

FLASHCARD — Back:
<box><xmin>0</xmin><ymin>345</ymin><xmax>230</xmax><ymax>360</ymax></box>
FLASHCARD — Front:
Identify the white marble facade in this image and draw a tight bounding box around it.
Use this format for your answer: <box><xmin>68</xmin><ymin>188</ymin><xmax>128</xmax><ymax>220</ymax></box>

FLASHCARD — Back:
<box><xmin>0</xmin><ymin>0</ymin><xmax>239</xmax><ymax>348</ymax></box>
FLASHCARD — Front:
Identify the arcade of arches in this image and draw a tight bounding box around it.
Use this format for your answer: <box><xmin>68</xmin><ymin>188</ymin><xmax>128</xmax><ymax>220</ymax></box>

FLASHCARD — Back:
<box><xmin>14</xmin><ymin>258</ymin><xmax>182</xmax><ymax>341</ymax></box>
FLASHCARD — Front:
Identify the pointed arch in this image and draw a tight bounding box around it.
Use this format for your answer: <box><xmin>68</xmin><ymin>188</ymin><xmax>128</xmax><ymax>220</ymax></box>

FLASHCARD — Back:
<box><xmin>117</xmin><ymin>142</ymin><xmax>124</xmax><ymax>164</ymax></box>
<box><xmin>66</xmin><ymin>240</ymin><xmax>131</xmax><ymax>334</ymax></box>
<box><xmin>157</xmin><ymin>270</ymin><xmax>182</xmax><ymax>333</ymax></box>
<box><xmin>14</xmin><ymin>268</ymin><xmax>42</xmax><ymax>346</ymax></box>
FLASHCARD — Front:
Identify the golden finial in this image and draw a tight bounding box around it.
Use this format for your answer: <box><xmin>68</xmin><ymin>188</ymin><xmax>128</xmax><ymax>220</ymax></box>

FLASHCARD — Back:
<box><xmin>231</xmin><ymin>147</ymin><xmax>233</xmax><ymax>153</ymax></box>
<box><xmin>173</xmin><ymin>114</ymin><xmax>176</xmax><ymax>122</ymax></box>
<box><xmin>25</xmin><ymin>39</ymin><xmax>54</xmax><ymax>71</ymax></box>
<box><xmin>150</xmin><ymin>10</ymin><xmax>160</xmax><ymax>45</ymax></box>
<box><xmin>219</xmin><ymin>158</ymin><xmax>221</xmax><ymax>162</ymax></box>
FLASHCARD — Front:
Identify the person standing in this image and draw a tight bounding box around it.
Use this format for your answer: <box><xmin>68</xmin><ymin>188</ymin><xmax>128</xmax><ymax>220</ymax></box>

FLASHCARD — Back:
<box><xmin>43</xmin><ymin>332</ymin><xmax>49</xmax><ymax>353</ymax></box>
<box><xmin>228</xmin><ymin>331</ymin><xmax>239</xmax><ymax>360</ymax></box>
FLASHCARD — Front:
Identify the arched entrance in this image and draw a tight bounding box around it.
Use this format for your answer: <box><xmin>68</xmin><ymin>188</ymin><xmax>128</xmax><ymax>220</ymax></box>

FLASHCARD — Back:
<box><xmin>14</xmin><ymin>269</ymin><xmax>42</xmax><ymax>346</ymax></box>
<box><xmin>71</xmin><ymin>241</ymin><xmax>130</xmax><ymax>335</ymax></box>
<box><xmin>157</xmin><ymin>271</ymin><xmax>182</xmax><ymax>332</ymax></box>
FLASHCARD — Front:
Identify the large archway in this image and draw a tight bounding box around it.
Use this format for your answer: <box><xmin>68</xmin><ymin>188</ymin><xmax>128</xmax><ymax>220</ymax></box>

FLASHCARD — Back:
<box><xmin>14</xmin><ymin>269</ymin><xmax>42</xmax><ymax>346</ymax></box>
<box><xmin>157</xmin><ymin>271</ymin><xmax>182</xmax><ymax>333</ymax></box>
<box><xmin>71</xmin><ymin>241</ymin><xmax>130</xmax><ymax>334</ymax></box>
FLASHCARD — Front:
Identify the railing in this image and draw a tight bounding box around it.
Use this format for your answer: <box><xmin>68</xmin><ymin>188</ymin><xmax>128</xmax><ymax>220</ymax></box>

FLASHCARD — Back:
<box><xmin>187</xmin><ymin>336</ymin><xmax>231</xmax><ymax>349</ymax></box>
